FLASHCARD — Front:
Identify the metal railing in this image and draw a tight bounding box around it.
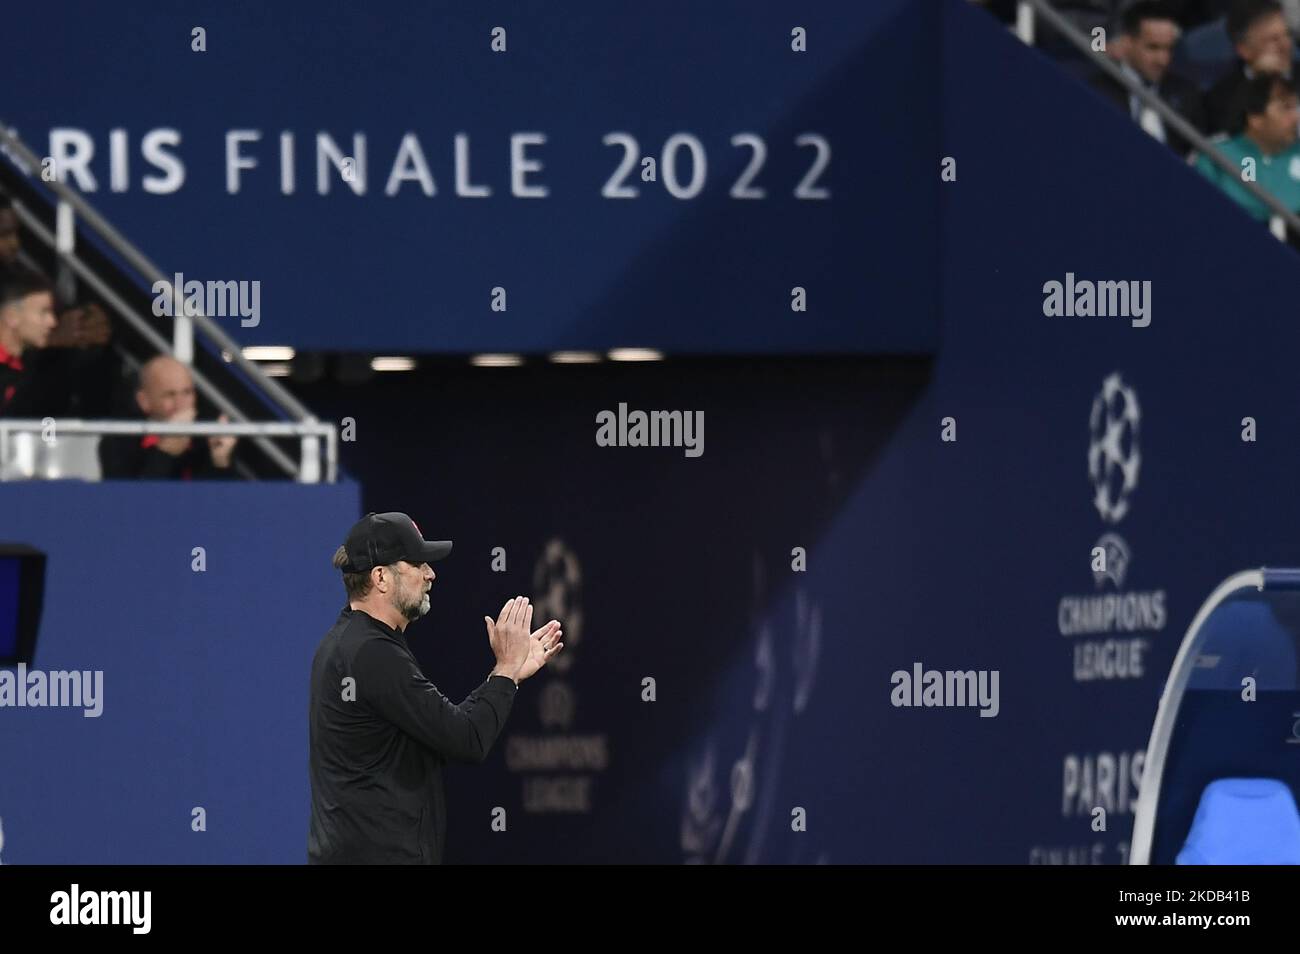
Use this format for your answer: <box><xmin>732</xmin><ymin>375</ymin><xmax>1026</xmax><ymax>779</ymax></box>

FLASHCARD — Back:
<box><xmin>9</xmin><ymin>204</ymin><xmax>310</xmax><ymax>477</ymax></box>
<box><xmin>0</xmin><ymin>120</ymin><xmax>331</xmax><ymax>480</ymax></box>
<box><xmin>0</xmin><ymin>419</ymin><xmax>337</xmax><ymax>483</ymax></box>
<box><xmin>1015</xmin><ymin>0</ymin><xmax>1300</xmax><ymax>239</ymax></box>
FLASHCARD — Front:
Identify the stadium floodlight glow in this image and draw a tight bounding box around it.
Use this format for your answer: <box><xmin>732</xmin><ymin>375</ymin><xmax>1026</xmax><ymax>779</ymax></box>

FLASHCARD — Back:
<box><xmin>242</xmin><ymin>346</ymin><xmax>295</xmax><ymax>361</ymax></box>
<box><xmin>470</xmin><ymin>354</ymin><xmax>524</xmax><ymax>367</ymax></box>
<box><xmin>548</xmin><ymin>351</ymin><xmax>602</xmax><ymax>364</ymax></box>
<box><xmin>608</xmin><ymin>348</ymin><xmax>664</xmax><ymax>362</ymax></box>
<box><xmin>371</xmin><ymin>356</ymin><xmax>417</xmax><ymax>372</ymax></box>
<box><xmin>261</xmin><ymin>362</ymin><xmax>292</xmax><ymax>377</ymax></box>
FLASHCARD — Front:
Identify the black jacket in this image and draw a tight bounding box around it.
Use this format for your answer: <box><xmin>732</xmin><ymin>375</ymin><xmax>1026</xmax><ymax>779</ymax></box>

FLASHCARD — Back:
<box><xmin>307</xmin><ymin>606</ymin><xmax>517</xmax><ymax>864</ymax></box>
<box><xmin>98</xmin><ymin>431</ymin><xmax>240</xmax><ymax>480</ymax></box>
<box><xmin>0</xmin><ymin>344</ymin><xmax>97</xmax><ymax>417</ymax></box>
<box><xmin>1205</xmin><ymin>62</ymin><xmax>1250</xmax><ymax>136</ymax></box>
<box><xmin>1090</xmin><ymin>67</ymin><xmax>1207</xmax><ymax>157</ymax></box>
<box><xmin>0</xmin><ymin>342</ymin><xmax>31</xmax><ymax>414</ymax></box>
<box><xmin>1204</xmin><ymin>60</ymin><xmax>1300</xmax><ymax>136</ymax></box>
<box><xmin>0</xmin><ymin>326</ymin><xmax>118</xmax><ymax>421</ymax></box>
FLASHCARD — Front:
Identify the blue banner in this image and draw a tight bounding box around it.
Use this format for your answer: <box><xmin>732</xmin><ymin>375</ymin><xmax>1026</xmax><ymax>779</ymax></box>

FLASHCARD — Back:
<box><xmin>0</xmin><ymin>481</ymin><xmax>359</xmax><ymax>863</ymax></box>
<box><xmin>2</xmin><ymin>0</ymin><xmax>938</xmax><ymax>355</ymax></box>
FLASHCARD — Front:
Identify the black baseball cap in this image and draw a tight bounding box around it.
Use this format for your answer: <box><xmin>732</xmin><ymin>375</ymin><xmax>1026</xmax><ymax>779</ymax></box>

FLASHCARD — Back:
<box><xmin>340</xmin><ymin>512</ymin><xmax>452</xmax><ymax>573</ymax></box>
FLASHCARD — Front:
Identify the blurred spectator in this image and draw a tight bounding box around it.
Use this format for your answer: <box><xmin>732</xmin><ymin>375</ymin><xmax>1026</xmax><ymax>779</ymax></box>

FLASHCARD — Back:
<box><xmin>0</xmin><ymin>197</ymin><xmax>107</xmax><ymax>347</ymax></box>
<box><xmin>1205</xmin><ymin>0</ymin><xmax>1295</xmax><ymax>133</ymax></box>
<box><xmin>0</xmin><ymin>200</ymin><xmax>20</xmax><ymax>266</ymax></box>
<box><xmin>1109</xmin><ymin>29</ymin><xmax>1134</xmax><ymax>63</ymax></box>
<box><xmin>1194</xmin><ymin>72</ymin><xmax>1300</xmax><ymax>218</ymax></box>
<box><xmin>1092</xmin><ymin>2</ymin><xmax>1208</xmax><ymax>155</ymax></box>
<box><xmin>98</xmin><ymin>355</ymin><xmax>241</xmax><ymax>480</ymax></box>
<box><xmin>0</xmin><ymin>196</ymin><xmax>115</xmax><ymax>416</ymax></box>
<box><xmin>0</xmin><ymin>266</ymin><xmax>56</xmax><ymax>413</ymax></box>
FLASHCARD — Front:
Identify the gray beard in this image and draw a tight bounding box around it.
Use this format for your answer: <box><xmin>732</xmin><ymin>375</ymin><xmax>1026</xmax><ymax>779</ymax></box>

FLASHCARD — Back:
<box><xmin>400</xmin><ymin>591</ymin><xmax>431</xmax><ymax>622</ymax></box>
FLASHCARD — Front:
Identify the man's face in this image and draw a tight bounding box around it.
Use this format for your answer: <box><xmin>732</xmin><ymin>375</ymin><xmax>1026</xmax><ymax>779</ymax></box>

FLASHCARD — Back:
<box><xmin>1</xmin><ymin>291</ymin><xmax>56</xmax><ymax>351</ymax></box>
<box><xmin>1252</xmin><ymin>87</ymin><xmax>1300</xmax><ymax>150</ymax></box>
<box><xmin>1126</xmin><ymin>19</ymin><xmax>1177</xmax><ymax>84</ymax></box>
<box><xmin>0</xmin><ymin>210</ymin><xmax>20</xmax><ymax>266</ymax></box>
<box><xmin>1239</xmin><ymin>12</ymin><xmax>1294</xmax><ymax>73</ymax></box>
<box><xmin>390</xmin><ymin>560</ymin><xmax>434</xmax><ymax>622</ymax></box>
<box><xmin>136</xmin><ymin>359</ymin><xmax>196</xmax><ymax>421</ymax></box>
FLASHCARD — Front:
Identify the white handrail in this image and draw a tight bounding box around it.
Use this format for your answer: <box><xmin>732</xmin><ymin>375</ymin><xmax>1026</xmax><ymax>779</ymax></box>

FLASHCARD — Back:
<box><xmin>1015</xmin><ymin>0</ymin><xmax>1035</xmax><ymax>45</ymax></box>
<box><xmin>10</xmin><ymin>203</ymin><xmax>304</xmax><ymax>478</ymax></box>
<box><xmin>0</xmin><ymin>419</ymin><xmax>338</xmax><ymax>484</ymax></box>
<box><xmin>1128</xmin><ymin>569</ymin><xmax>1264</xmax><ymax>864</ymax></box>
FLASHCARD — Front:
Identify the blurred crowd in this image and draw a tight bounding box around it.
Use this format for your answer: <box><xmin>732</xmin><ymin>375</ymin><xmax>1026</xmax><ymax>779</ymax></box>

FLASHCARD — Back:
<box><xmin>0</xmin><ymin>196</ymin><xmax>240</xmax><ymax>479</ymax></box>
<box><xmin>976</xmin><ymin>0</ymin><xmax>1300</xmax><ymax>227</ymax></box>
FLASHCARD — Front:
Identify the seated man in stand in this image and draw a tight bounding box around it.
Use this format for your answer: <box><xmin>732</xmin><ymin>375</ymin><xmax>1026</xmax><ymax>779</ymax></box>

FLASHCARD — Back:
<box><xmin>98</xmin><ymin>355</ymin><xmax>241</xmax><ymax>480</ymax></box>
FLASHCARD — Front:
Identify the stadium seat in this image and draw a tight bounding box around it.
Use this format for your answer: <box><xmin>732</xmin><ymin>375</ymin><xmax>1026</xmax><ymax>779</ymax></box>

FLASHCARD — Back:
<box><xmin>1176</xmin><ymin>778</ymin><xmax>1300</xmax><ymax>864</ymax></box>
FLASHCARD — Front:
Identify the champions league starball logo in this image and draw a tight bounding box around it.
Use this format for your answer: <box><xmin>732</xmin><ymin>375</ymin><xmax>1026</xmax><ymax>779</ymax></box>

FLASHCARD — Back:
<box><xmin>1086</xmin><ymin>373</ymin><xmax>1139</xmax><ymax>586</ymax></box>
<box><xmin>530</xmin><ymin>536</ymin><xmax>582</xmax><ymax>730</ymax></box>
<box><xmin>681</xmin><ymin>553</ymin><xmax>825</xmax><ymax>864</ymax></box>
<box><xmin>532</xmin><ymin>539</ymin><xmax>582</xmax><ymax>675</ymax></box>
<box><xmin>1056</xmin><ymin>373</ymin><xmax>1167</xmax><ymax>686</ymax></box>
<box><xmin>507</xmin><ymin>538</ymin><xmax>608</xmax><ymax>815</ymax></box>
<box><xmin>1035</xmin><ymin>373</ymin><xmax>1163</xmax><ymax>862</ymax></box>
<box><xmin>1088</xmin><ymin>372</ymin><xmax>1141</xmax><ymax>524</ymax></box>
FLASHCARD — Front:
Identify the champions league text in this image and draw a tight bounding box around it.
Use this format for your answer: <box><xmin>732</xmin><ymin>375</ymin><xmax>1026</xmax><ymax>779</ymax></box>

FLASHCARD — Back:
<box><xmin>1058</xmin><ymin>589</ymin><xmax>1167</xmax><ymax>681</ymax></box>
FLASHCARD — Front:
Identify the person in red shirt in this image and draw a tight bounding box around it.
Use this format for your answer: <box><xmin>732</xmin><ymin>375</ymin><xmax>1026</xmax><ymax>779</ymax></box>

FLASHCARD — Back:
<box><xmin>0</xmin><ymin>266</ymin><xmax>57</xmax><ymax>412</ymax></box>
<box><xmin>0</xmin><ymin>200</ymin><xmax>114</xmax><ymax>417</ymax></box>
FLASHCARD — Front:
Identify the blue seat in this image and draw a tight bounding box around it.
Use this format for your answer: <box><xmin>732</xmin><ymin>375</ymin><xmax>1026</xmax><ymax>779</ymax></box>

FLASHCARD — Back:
<box><xmin>1176</xmin><ymin>778</ymin><xmax>1300</xmax><ymax>864</ymax></box>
